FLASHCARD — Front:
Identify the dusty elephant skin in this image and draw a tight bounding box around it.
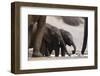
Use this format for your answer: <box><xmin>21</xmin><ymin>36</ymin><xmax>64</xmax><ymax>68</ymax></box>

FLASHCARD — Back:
<box><xmin>40</xmin><ymin>23</ymin><xmax>76</xmax><ymax>57</ymax></box>
<box><xmin>29</xmin><ymin>23</ymin><xmax>71</xmax><ymax>57</ymax></box>
<box><xmin>60</xmin><ymin>29</ymin><xmax>76</xmax><ymax>54</ymax></box>
<box><xmin>62</xmin><ymin>17</ymin><xmax>83</xmax><ymax>26</ymax></box>
<box><xmin>28</xmin><ymin>15</ymin><xmax>46</xmax><ymax>57</ymax></box>
<box><xmin>41</xmin><ymin>23</ymin><xmax>60</xmax><ymax>57</ymax></box>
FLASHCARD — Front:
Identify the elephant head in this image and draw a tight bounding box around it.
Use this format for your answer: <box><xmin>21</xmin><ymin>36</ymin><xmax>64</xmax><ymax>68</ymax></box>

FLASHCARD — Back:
<box><xmin>60</xmin><ymin>29</ymin><xmax>76</xmax><ymax>54</ymax></box>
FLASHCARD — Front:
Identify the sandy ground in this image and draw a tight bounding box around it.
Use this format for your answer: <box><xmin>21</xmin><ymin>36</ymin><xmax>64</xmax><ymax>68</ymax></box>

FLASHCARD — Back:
<box><xmin>28</xmin><ymin>16</ymin><xmax>88</xmax><ymax>61</ymax></box>
<box><xmin>28</xmin><ymin>48</ymin><xmax>88</xmax><ymax>61</ymax></box>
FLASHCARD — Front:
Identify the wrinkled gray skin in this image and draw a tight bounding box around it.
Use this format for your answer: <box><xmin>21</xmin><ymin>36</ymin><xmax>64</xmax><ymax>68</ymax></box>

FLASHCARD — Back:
<box><xmin>60</xmin><ymin>29</ymin><xmax>76</xmax><ymax>55</ymax></box>
<box><xmin>29</xmin><ymin>23</ymin><xmax>76</xmax><ymax>57</ymax></box>
<box><xmin>40</xmin><ymin>24</ymin><xmax>60</xmax><ymax>56</ymax></box>
<box><xmin>62</xmin><ymin>17</ymin><xmax>83</xmax><ymax>26</ymax></box>
<box><xmin>40</xmin><ymin>24</ymin><xmax>76</xmax><ymax>57</ymax></box>
<box><xmin>45</xmin><ymin>30</ymin><xmax>76</xmax><ymax>57</ymax></box>
<box><xmin>28</xmin><ymin>15</ymin><xmax>46</xmax><ymax>57</ymax></box>
<box><xmin>30</xmin><ymin>23</ymin><xmax>70</xmax><ymax>56</ymax></box>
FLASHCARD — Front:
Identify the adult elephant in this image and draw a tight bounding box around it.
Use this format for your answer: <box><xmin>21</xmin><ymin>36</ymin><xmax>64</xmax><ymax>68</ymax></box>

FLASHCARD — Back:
<box><xmin>28</xmin><ymin>15</ymin><xmax>46</xmax><ymax>57</ymax></box>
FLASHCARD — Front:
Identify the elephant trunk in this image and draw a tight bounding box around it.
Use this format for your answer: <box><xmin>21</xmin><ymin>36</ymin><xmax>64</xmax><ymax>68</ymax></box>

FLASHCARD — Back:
<box><xmin>71</xmin><ymin>41</ymin><xmax>76</xmax><ymax>54</ymax></box>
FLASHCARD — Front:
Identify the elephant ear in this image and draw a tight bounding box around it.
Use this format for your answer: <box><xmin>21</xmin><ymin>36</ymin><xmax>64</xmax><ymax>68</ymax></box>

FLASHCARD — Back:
<box><xmin>62</xmin><ymin>17</ymin><xmax>84</xmax><ymax>26</ymax></box>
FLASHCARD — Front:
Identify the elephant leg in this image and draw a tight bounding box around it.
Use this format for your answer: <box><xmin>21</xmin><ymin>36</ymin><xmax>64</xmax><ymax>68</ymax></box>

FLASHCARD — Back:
<box><xmin>28</xmin><ymin>31</ymin><xmax>32</xmax><ymax>48</ymax></box>
<box><xmin>48</xmin><ymin>49</ymin><xmax>52</xmax><ymax>55</ymax></box>
<box><xmin>28</xmin><ymin>24</ymin><xmax>34</xmax><ymax>48</ymax></box>
<box><xmin>40</xmin><ymin>39</ymin><xmax>46</xmax><ymax>56</ymax></box>
<box><xmin>32</xmin><ymin>28</ymin><xmax>45</xmax><ymax>57</ymax></box>
<box><xmin>45</xmin><ymin>50</ymin><xmax>50</xmax><ymax>56</ymax></box>
<box><xmin>32</xmin><ymin>16</ymin><xmax>46</xmax><ymax>57</ymax></box>
<box><xmin>59</xmin><ymin>32</ymin><xmax>70</xmax><ymax>56</ymax></box>
<box><xmin>55</xmin><ymin>47</ymin><xmax>59</xmax><ymax>57</ymax></box>
<box><xmin>61</xmin><ymin>46</ymin><xmax>66</xmax><ymax>56</ymax></box>
<box><xmin>81</xmin><ymin>18</ymin><xmax>88</xmax><ymax>54</ymax></box>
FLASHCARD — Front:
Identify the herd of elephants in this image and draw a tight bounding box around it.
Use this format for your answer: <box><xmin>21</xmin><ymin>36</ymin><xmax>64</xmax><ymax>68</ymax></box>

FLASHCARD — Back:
<box><xmin>28</xmin><ymin>15</ymin><xmax>88</xmax><ymax>57</ymax></box>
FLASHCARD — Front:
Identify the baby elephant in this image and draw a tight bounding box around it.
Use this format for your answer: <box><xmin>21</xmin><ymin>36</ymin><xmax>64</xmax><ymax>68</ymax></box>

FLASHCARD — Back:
<box><xmin>40</xmin><ymin>23</ymin><xmax>70</xmax><ymax>57</ymax></box>
<box><xmin>48</xmin><ymin>29</ymin><xmax>76</xmax><ymax>57</ymax></box>
<box><xmin>60</xmin><ymin>29</ymin><xmax>76</xmax><ymax>55</ymax></box>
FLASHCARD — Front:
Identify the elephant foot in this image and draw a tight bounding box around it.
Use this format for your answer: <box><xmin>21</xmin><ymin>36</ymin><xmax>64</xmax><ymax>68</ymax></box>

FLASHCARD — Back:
<box><xmin>32</xmin><ymin>51</ymin><xmax>43</xmax><ymax>57</ymax></box>
<box><xmin>55</xmin><ymin>54</ymin><xmax>59</xmax><ymax>57</ymax></box>
<box><xmin>61</xmin><ymin>55</ymin><xmax>65</xmax><ymax>57</ymax></box>
<box><xmin>45</xmin><ymin>54</ymin><xmax>50</xmax><ymax>57</ymax></box>
<box><xmin>55</xmin><ymin>55</ymin><xmax>59</xmax><ymax>57</ymax></box>
<box><xmin>68</xmin><ymin>54</ymin><xmax>70</xmax><ymax>56</ymax></box>
<box><xmin>81</xmin><ymin>51</ymin><xmax>84</xmax><ymax>55</ymax></box>
<box><xmin>45</xmin><ymin>51</ymin><xmax>50</xmax><ymax>57</ymax></box>
<box><xmin>66</xmin><ymin>52</ymin><xmax>70</xmax><ymax>56</ymax></box>
<box><xmin>72</xmin><ymin>50</ymin><xmax>76</xmax><ymax>54</ymax></box>
<box><xmin>61</xmin><ymin>53</ymin><xmax>66</xmax><ymax>57</ymax></box>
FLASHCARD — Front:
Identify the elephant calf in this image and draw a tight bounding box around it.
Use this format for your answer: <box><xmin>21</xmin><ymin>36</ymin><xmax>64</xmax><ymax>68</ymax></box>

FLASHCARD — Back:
<box><xmin>40</xmin><ymin>23</ymin><xmax>63</xmax><ymax>57</ymax></box>
<box><xmin>40</xmin><ymin>23</ymin><xmax>76</xmax><ymax>57</ymax></box>
<box><xmin>46</xmin><ymin>29</ymin><xmax>76</xmax><ymax>57</ymax></box>
<box><xmin>60</xmin><ymin>29</ymin><xmax>76</xmax><ymax>55</ymax></box>
<box><xmin>40</xmin><ymin>25</ymin><xmax>76</xmax><ymax>57</ymax></box>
